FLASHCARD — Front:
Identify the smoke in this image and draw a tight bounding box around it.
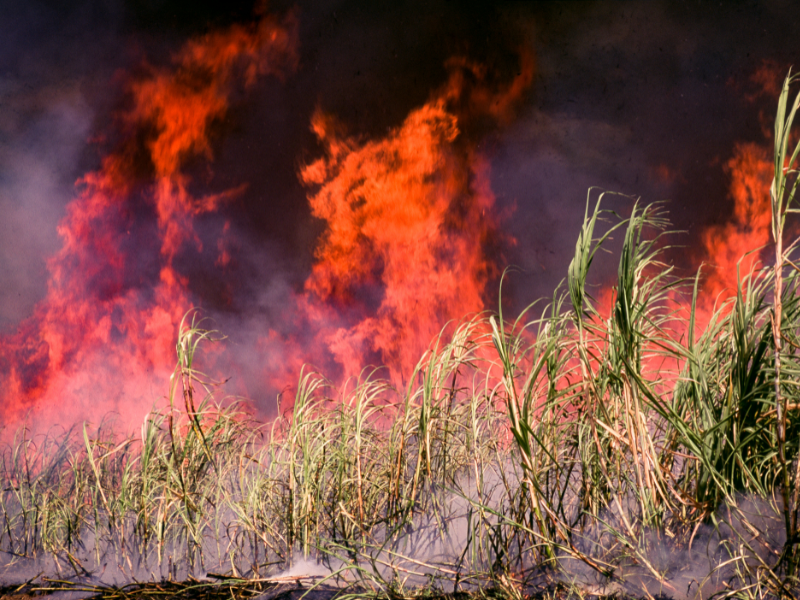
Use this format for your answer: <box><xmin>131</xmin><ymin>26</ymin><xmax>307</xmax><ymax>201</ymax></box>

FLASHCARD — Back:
<box><xmin>0</xmin><ymin>2</ymin><xmax>123</xmax><ymax>332</ymax></box>
<box><xmin>0</xmin><ymin>91</ymin><xmax>93</xmax><ymax>331</ymax></box>
<box><xmin>0</xmin><ymin>8</ymin><xmax>300</xmax><ymax>435</ymax></box>
<box><xmin>2</xmin><ymin>1</ymin><xmax>800</xmax><ymax>431</ymax></box>
<box><xmin>560</xmin><ymin>495</ymin><xmax>786</xmax><ymax>600</ymax></box>
<box><xmin>491</xmin><ymin>109</ymin><xmax>661</xmax><ymax>302</ymax></box>
<box><xmin>0</xmin><ymin>441</ymin><xmax>787</xmax><ymax>600</ymax></box>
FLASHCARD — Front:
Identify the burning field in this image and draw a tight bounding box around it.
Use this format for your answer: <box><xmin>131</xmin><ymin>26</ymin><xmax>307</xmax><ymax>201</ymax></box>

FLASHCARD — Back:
<box><xmin>1</xmin><ymin>2</ymin><xmax>800</xmax><ymax>598</ymax></box>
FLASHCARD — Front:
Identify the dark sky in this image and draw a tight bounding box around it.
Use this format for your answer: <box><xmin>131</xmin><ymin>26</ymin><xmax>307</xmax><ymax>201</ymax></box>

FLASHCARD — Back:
<box><xmin>1</xmin><ymin>0</ymin><xmax>797</xmax><ymax>332</ymax></box>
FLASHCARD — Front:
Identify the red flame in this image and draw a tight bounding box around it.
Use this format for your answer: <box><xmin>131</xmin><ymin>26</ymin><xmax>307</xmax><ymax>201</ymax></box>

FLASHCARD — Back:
<box><xmin>683</xmin><ymin>60</ymin><xmax>785</xmax><ymax>336</ymax></box>
<box><xmin>0</xmin><ymin>14</ymin><xmax>298</xmax><ymax>433</ymax></box>
<box><xmin>699</xmin><ymin>142</ymin><xmax>773</xmax><ymax>302</ymax></box>
<box><xmin>0</xmin><ymin>15</ymin><xmax>788</xmax><ymax>438</ymax></box>
<box><xmin>0</xmin><ymin>14</ymin><xmax>532</xmax><ymax>431</ymax></box>
<box><xmin>280</xmin><ymin>52</ymin><xmax>534</xmax><ymax>387</ymax></box>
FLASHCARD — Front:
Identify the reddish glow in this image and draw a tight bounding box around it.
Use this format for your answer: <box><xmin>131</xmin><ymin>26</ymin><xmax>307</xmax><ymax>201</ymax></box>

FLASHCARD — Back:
<box><xmin>0</xmin><ymin>15</ymin><xmax>298</xmax><ymax>433</ymax></box>
<box><xmin>289</xmin><ymin>53</ymin><xmax>534</xmax><ymax>386</ymax></box>
<box><xmin>699</xmin><ymin>142</ymin><xmax>773</xmax><ymax>302</ymax></box>
<box><xmin>0</xmin><ymin>17</ymin><xmax>786</xmax><ymax>440</ymax></box>
<box><xmin>742</xmin><ymin>59</ymin><xmax>785</xmax><ymax>103</ymax></box>
<box><xmin>0</xmin><ymin>19</ymin><xmax>532</xmax><ymax>430</ymax></box>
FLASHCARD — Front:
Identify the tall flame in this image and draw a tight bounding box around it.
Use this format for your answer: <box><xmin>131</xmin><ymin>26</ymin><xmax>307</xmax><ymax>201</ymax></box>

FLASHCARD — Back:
<box><xmin>692</xmin><ymin>62</ymin><xmax>785</xmax><ymax>308</ymax></box>
<box><xmin>0</xmin><ymin>20</ymin><xmax>532</xmax><ymax>430</ymax></box>
<box><xmin>288</xmin><ymin>53</ymin><xmax>534</xmax><ymax>385</ymax></box>
<box><xmin>0</xmin><ymin>14</ymin><xmax>298</xmax><ymax>432</ymax></box>
<box><xmin>0</xmin><ymin>15</ymin><xmax>787</xmax><ymax>437</ymax></box>
<box><xmin>699</xmin><ymin>142</ymin><xmax>773</xmax><ymax>302</ymax></box>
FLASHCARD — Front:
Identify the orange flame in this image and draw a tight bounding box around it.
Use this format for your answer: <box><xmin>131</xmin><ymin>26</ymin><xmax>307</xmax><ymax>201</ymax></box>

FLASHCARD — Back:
<box><xmin>693</xmin><ymin>61</ymin><xmax>782</xmax><ymax>308</ymax></box>
<box><xmin>699</xmin><ymin>142</ymin><xmax>773</xmax><ymax>302</ymax></box>
<box><xmin>0</xmin><ymin>14</ymin><xmax>298</xmax><ymax>433</ymax></box>
<box><xmin>287</xmin><ymin>52</ymin><xmax>534</xmax><ymax>386</ymax></box>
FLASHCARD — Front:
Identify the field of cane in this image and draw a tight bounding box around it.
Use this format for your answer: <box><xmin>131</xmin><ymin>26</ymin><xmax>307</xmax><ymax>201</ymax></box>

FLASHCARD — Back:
<box><xmin>4</xmin><ymin>77</ymin><xmax>800</xmax><ymax>600</ymax></box>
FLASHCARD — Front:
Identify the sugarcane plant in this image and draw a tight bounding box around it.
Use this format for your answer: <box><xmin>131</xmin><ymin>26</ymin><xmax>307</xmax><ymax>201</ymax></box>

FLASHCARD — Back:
<box><xmin>769</xmin><ymin>70</ymin><xmax>800</xmax><ymax>576</ymax></box>
<box><xmin>7</xmin><ymin>75</ymin><xmax>800</xmax><ymax>599</ymax></box>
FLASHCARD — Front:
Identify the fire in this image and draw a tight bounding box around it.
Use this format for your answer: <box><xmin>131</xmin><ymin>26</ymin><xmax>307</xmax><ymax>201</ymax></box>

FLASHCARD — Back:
<box><xmin>699</xmin><ymin>142</ymin><xmax>773</xmax><ymax>302</ymax></box>
<box><xmin>299</xmin><ymin>105</ymin><xmax>491</xmax><ymax>381</ymax></box>
<box><xmin>0</xmin><ymin>7</ymin><xmax>784</xmax><ymax>437</ymax></box>
<box><xmin>0</xmin><ymin>11</ymin><xmax>531</xmax><ymax>431</ymax></box>
<box><xmin>290</xmin><ymin>52</ymin><xmax>534</xmax><ymax>385</ymax></box>
<box><xmin>0</xmin><ymin>14</ymin><xmax>298</xmax><ymax>433</ymax></box>
<box><xmin>692</xmin><ymin>61</ymin><xmax>784</xmax><ymax>306</ymax></box>
<box><xmin>0</xmin><ymin>0</ymin><xmax>788</xmax><ymax>449</ymax></box>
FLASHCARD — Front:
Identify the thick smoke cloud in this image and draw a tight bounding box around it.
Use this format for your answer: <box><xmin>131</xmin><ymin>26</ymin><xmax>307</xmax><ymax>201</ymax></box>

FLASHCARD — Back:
<box><xmin>4</xmin><ymin>1</ymin><xmax>800</xmax><ymax>423</ymax></box>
